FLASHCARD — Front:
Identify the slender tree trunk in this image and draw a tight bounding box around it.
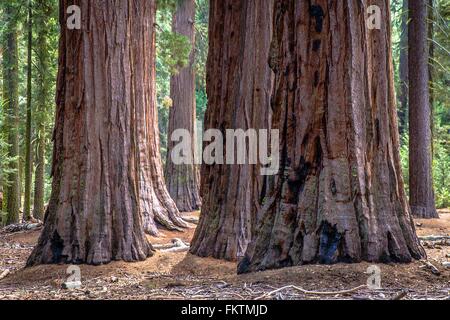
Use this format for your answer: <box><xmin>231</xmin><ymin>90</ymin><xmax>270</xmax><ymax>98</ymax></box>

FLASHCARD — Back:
<box><xmin>27</xmin><ymin>0</ymin><xmax>155</xmax><ymax>266</ymax></box>
<box><xmin>238</xmin><ymin>0</ymin><xmax>425</xmax><ymax>273</ymax></box>
<box><xmin>408</xmin><ymin>0</ymin><xmax>438</xmax><ymax>218</ymax></box>
<box><xmin>1</xmin><ymin>3</ymin><xmax>21</xmax><ymax>225</ymax></box>
<box><xmin>190</xmin><ymin>0</ymin><xmax>274</xmax><ymax>261</ymax></box>
<box><xmin>24</xmin><ymin>0</ymin><xmax>34</xmax><ymax>221</ymax></box>
<box><xmin>164</xmin><ymin>0</ymin><xmax>202</xmax><ymax>213</ymax></box>
<box><xmin>398</xmin><ymin>0</ymin><xmax>408</xmax><ymax>136</ymax></box>
<box><xmin>428</xmin><ymin>0</ymin><xmax>435</xmax><ymax>153</ymax></box>
<box><xmin>32</xmin><ymin>0</ymin><xmax>50</xmax><ymax>221</ymax></box>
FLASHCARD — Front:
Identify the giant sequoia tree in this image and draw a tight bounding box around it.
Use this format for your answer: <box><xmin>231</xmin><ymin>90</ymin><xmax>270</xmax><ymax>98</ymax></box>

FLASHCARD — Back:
<box><xmin>408</xmin><ymin>0</ymin><xmax>438</xmax><ymax>219</ymax></box>
<box><xmin>190</xmin><ymin>0</ymin><xmax>274</xmax><ymax>260</ymax></box>
<box><xmin>165</xmin><ymin>0</ymin><xmax>202</xmax><ymax>213</ymax></box>
<box><xmin>238</xmin><ymin>0</ymin><xmax>425</xmax><ymax>273</ymax></box>
<box><xmin>26</xmin><ymin>0</ymin><xmax>168</xmax><ymax>265</ymax></box>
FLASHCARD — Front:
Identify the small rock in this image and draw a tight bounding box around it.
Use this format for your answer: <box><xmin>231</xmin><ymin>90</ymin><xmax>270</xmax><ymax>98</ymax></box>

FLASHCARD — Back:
<box><xmin>110</xmin><ymin>276</ymin><xmax>118</xmax><ymax>283</ymax></box>
<box><xmin>443</xmin><ymin>262</ymin><xmax>450</xmax><ymax>269</ymax></box>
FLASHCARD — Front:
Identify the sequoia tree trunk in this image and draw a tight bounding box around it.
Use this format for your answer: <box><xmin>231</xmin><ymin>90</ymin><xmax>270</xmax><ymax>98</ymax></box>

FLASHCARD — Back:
<box><xmin>27</xmin><ymin>0</ymin><xmax>155</xmax><ymax>265</ymax></box>
<box><xmin>164</xmin><ymin>0</ymin><xmax>202</xmax><ymax>213</ymax></box>
<box><xmin>1</xmin><ymin>2</ymin><xmax>21</xmax><ymax>225</ymax></box>
<box><xmin>408</xmin><ymin>0</ymin><xmax>438</xmax><ymax>218</ymax></box>
<box><xmin>190</xmin><ymin>0</ymin><xmax>274</xmax><ymax>260</ymax></box>
<box><xmin>238</xmin><ymin>0</ymin><xmax>425</xmax><ymax>273</ymax></box>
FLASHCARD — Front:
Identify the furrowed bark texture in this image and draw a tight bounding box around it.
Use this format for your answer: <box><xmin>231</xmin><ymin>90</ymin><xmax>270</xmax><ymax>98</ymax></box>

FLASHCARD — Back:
<box><xmin>27</xmin><ymin>0</ymin><xmax>154</xmax><ymax>265</ymax></box>
<box><xmin>408</xmin><ymin>0</ymin><xmax>438</xmax><ymax>218</ymax></box>
<box><xmin>165</xmin><ymin>0</ymin><xmax>202</xmax><ymax>213</ymax></box>
<box><xmin>190</xmin><ymin>0</ymin><xmax>274</xmax><ymax>260</ymax></box>
<box><xmin>238</xmin><ymin>0</ymin><xmax>425</xmax><ymax>274</ymax></box>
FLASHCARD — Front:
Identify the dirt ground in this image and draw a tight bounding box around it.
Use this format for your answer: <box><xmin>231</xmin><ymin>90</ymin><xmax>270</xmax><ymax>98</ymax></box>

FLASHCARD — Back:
<box><xmin>0</xmin><ymin>211</ymin><xmax>448</xmax><ymax>300</ymax></box>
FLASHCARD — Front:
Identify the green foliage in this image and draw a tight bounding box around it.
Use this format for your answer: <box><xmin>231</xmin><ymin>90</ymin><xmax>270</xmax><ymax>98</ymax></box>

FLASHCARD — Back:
<box><xmin>155</xmin><ymin>1</ymin><xmax>205</xmax><ymax>162</ymax></box>
<box><xmin>194</xmin><ymin>0</ymin><xmax>209</xmax><ymax>120</ymax></box>
<box><xmin>157</xmin><ymin>30</ymin><xmax>192</xmax><ymax>75</ymax></box>
<box><xmin>433</xmin><ymin>101</ymin><xmax>450</xmax><ymax>208</ymax></box>
<box><xmin>0</xmin><ymin>100</ymin><xmax>18</xmax><ymax>189</ymax></box>
<box><xmin>157</xmin><ymin>0</ymin><xmax>182</xmax><ymax>12</ymax></box>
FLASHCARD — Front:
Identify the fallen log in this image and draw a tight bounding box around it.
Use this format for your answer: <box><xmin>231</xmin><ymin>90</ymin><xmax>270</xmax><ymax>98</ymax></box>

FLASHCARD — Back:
<box><xmin>153</xmin><ymin>238</ymin><xmax>190</xmax><ymax>253</ymax></box>
<box><xmin>182</xmin><ymin>216</ymin><xmax>199</xmax><ymax>225</ymax></box>
<box><xmin>2</xmin><ymin>222</ymin><xmax>43</xmax><ymax>234</ymax></box>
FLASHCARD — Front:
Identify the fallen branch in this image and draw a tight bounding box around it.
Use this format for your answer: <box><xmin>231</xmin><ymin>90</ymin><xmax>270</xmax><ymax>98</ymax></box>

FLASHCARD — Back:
<box><xmin>255</xmin><ymin>284</ymin><xmax>368</xmax><ymax>300</ymax></box>
<box><xmin>419</xmin><ymin>235</ymin><xmax>450</xmax><ymax>241</ymax></box>
<box><xmin>420</xmin><ymin>260</ymin><xmax>441</xmax><ymax>275</ymax></box>
<box><xmin>0</xmin><ymin>269</ymin><xmax>10</xmax><ymax>281</ymax></box>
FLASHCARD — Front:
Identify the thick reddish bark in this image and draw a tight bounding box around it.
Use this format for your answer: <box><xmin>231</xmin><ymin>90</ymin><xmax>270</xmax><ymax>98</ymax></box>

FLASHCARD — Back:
<box><xmin>238</xmin><ymin>0</ymin><xmax>425</xmax><ymax>273</ymax></box>
<box><xmin>165</xmin><ymin>0</ymin><xmax>202</xmax><ymax>213</ymax></box>
<box><xmin>27</xmin><ymin>0</ymin><xmax>155</xmax><ymax>265</ymax></box>
<box><xmin>408</xmin><ymin>0</ymin><xmax>438</xmax><ymax>218</ymax></box>
<box><xmin>190</xmin><ymin>0</ymin><xmax>274</xmax><ymax>260</ymax></box>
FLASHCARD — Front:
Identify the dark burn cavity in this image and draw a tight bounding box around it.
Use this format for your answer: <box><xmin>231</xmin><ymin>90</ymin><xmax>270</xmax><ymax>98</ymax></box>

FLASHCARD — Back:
<box><xmin>310</xmin><ymin>5</ymin><xmax>324</xmax><ymax>33</ymax></box>
<box><xmin>318</xmin><ymin>222</ymin><xmax>343</xmax><ymax>264</ymax></box>
<box><xmin>312</xmin><ymin>39</ymin><xmax>321</xmax><ymax>51</ymax></box>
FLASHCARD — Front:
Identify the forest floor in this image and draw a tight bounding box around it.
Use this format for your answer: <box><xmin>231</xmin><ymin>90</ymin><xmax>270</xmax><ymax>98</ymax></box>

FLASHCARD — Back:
<box><xmin>0</xmin><ymin>211</ymin><xmax>449</xmax><ymax>300</ymax></box>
